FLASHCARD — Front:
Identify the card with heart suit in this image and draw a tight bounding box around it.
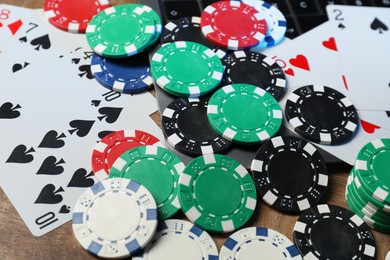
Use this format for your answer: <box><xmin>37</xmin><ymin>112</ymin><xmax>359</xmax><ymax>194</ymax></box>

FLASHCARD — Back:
<box><xmin>261</xmin><ymin>20</ymin><xmax>390</xmax><ymax>165</ymax></box>
<box><xmin>0</xmin><ymin>4</ymin><xmax>30</xmax><ymax>55</ymax></box>
<box><xmin>326</xmin><ymin>5</ymin><xmax>390</xmax><ymax>111</ymax></box>
<box><xmin>0</xmin><ymin>7</ymin><xmax>163</xmax><ymax>236</ymax></box>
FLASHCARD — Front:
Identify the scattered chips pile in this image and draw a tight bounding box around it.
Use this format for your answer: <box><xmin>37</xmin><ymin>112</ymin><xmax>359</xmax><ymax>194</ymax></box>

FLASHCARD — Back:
<box><xmin>345</xmin><ymin>138</ymin><xmax>390</xmax><ymax>234</ymax></box>
<box><xmin>40</xmin><ymin>0</ymin><xmax>387</xmax><ymax>259</ymax></box>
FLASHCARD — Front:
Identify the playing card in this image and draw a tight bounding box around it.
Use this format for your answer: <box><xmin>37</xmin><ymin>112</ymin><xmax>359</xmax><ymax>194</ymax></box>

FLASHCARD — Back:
<box><xmin>0</xmin><ymin>7</ymin><xmax>163</xmax><ymax>235</ymax></box>
<box><xmin>261</xmin><ymin>21</ymin><xmax>390</xmax><ymax>165</ymax></box>
<box><xmin>0</xmin><ymin>4</ymin><xmax>31</xmax><ymax>55</ymax></box>
<box><xmin>326</xmin><ymin>5</ymin><xmax>390</xmax><ymax>111</ymax></box>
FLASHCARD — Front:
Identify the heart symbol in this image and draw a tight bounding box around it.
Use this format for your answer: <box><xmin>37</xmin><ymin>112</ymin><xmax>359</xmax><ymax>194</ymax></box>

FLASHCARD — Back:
<box><xmin>284</xmin><ymin>68</ymin><xmax>294</xmax><ymax>76</ymax></box>
<box><xmin>289</xmin><ymin>54</ymin><xmax>310</xmax><ymax>71</ymax></box>
<box><xmin>361</xmin><ymin>120</ymin><xmax>380</xmax><ymax>134</ymax></box>
<box><xmin>322</xmin><ymin>37</ymin><xmax>337</xmax><ymax>51</ymax></box>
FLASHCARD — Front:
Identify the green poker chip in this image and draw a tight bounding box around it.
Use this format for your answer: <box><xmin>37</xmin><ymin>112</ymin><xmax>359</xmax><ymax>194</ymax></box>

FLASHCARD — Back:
<box><xmin>178</xmin><ymin>154</ymin><xmax>257</xmax><ymax>233</ymax></box>
<box><xmin>354</xmin><ymin>138</ymin><xmax>390</xmax><ymax>205</ymax></box>
<box><xmin>346</xmin><ymin>186</ymin><xmax>390</xmax><ymax>234</ymax></box>
<box><xmin>346</xmin><ymin>174</ymin><xmax>389</xmax><ymax>224</ymax></box>
<box><xmin>150</xmin><ymin>41</ymin><xmax>224</xmax><ymax>97</ymax></box>
<box><xmin>86</xmin><ymin>4</ymin><xmax>156</xmax><ymax>58</ymax></box>
<box><xmin>109</xmin><ymin>145</ymin><xmax>185</xmax><ymax>220</ymax></box>
<box><xmin>207</xmin><ymin>83</ymin><xmax>282</xmax><ymax>145</ymax></box>
<box><xmin>134</xmin><ymin>4</ymin><xmax>162</xmax><ymax>52</ymax></box>
<box><xmin>349</xmin><ymin>167</ymin><xmax>390</xmax><ymax>216</ymax></box>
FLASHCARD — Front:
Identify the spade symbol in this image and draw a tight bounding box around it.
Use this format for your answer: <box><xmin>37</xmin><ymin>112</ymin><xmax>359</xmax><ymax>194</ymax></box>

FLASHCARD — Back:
<box><xmin>6</xmin><ymin>145</ymin><xmax>35</xmax><ymax>163</ymax></box>
<box><xmin>36</xmin><ymin>156</ymin><xmax>65</xmax><ymax>175</ymax></box>
<box><xmin>98</xmin><ymin>130</ymin><xmax>114</xmax><ymax>139</ymax></box>
<box><xmin>34</xmin><ymin>184</ymin><xmax>64</xmax><ymax>204</ymax></box>
<box><xmin>338</xmin><ymin>23</ymin><xmax>345</xmax><ymax>29</ymax></box>
<box><xmin>12</xmin><ymin>62</ymin><xmax>30</xmax><ymax>73</ymax></box>
<box><xmin>68</xmin><ymin>119</ymin><xmax>95</xmax><ymax>137</ymax></box>
<box><xmin>59</xmin><ymin>205</ymin><xmax>71</xmax><ymax>214</ymax></box>
<box><xmin>71</xmin><ymin>58</ymin><xmax>81</xmax><ymax>64</ymax></box>
<box><xmin>30</xmin><ymin>34</ymin><xmax>51</xmax><ymax>51</ymax></box>
<box><xmin>91</xmin><ymin>100</ymin><xmax>101</xmax><ymax>107</ymax></box>
<box><xmin>370</xmin><ymin>17</ymin><xmax>388</xmax><ymax>34</ymax></box>
<box><xmin>78</xmin><ymin>64</ymin><xmax>94</xmax><ymax>79</ymax></box>
<box><xmin>38</xmin><ymin>130</ymin><xmax>66</xmax><ymax>148</ymax></box>
<box><xmin>67</xmin><ymin>168</ymin><xmax>95</xmax><ymax>188</ymax></box>
<box><xmin>97</xmin><ymin>107</ymin><xmax>123</xmax><ymax>124</ymax></box>
<box><xmin>0</xmin><ymin>102</ymin><xmax>21</xmax><ymax>119</ymax></box>
<box><xmin>19</xmin><ymin>36</ymin><xmax>27</xmax><ymax>43</ymax></box>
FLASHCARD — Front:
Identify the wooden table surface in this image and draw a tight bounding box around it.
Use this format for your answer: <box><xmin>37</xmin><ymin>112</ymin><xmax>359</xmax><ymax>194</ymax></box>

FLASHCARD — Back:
<box><xmin>1</xmin><ymin>0</ymin><xmax>389</xmax><ymax>259</ymax></box>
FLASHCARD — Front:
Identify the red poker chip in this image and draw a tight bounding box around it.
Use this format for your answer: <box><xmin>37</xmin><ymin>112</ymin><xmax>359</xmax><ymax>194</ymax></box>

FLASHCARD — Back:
<box><xmin>200</xmin><ymin>1</ymin><xmax>267</xmax><ymax>50</ymax></box>
<box><xmin>43</xmin><ymin>0</ymin><xmax>111</xmax><ymax>33</ymax></box>
<box><xmin>91</xmin><ymin>129</ymin><xmax>163</xmax><ymax>181</ymax></box>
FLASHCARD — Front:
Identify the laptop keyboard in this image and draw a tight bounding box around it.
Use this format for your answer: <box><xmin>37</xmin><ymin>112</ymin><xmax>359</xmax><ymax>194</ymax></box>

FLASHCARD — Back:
<box><xmin>157</xmin><ymin>0</ymin><xmax>390</xmax><ymax>39</ymax></box>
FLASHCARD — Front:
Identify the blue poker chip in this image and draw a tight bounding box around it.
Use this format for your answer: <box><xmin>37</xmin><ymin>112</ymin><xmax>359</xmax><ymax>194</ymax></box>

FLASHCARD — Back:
<box><xmin>90</xmin><ymin>52</ymin><xmax>153</xmax><ymax>94</ymax></box>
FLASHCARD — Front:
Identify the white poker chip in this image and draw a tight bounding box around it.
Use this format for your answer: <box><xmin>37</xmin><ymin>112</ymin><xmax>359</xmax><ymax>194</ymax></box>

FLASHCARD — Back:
<box><xmin>133</xmin><ymin>219</ymin><xmax>219</xmax><ymax>260</ymax></box>
<box><xmin>220</xmin><ymin>227</ymin><xmax>302</xmax><ymax>260</ymax></box>
<box><xmin>72</xmin><ymin>178</ymin><xmax>158</xmax><ymax>259</ymax></box>
<box><xmin>243</xmin><ymin>0</ymin><xmax>287</xmax><ymax>49</ymax></box>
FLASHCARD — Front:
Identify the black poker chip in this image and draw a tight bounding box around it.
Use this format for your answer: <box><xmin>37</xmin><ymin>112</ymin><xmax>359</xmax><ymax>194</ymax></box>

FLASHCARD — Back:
<box><xmin>161</xmin><ymin>97</ymin><xmax>232</xmax><ymax>156</ymax></box>
<box><xmin>160</xmin><ymin>16</ymin><xmax>227</xmax><ymax>58</ymax></box>
<box><xmin>251</xmin><ymin>135</ymin><xmax>328</xmax><ymax>213</ymax></box>
<box><xmin>285</xmin><ymin>85</ymin><xmax>359</xmax><ymax>145</ymax></box>
<box><xmin>293</xmin><ymin>204</ymin><xmax>377</xmax><ymax>259</ymax></box>
<box><xmin>221</xmin><ymin>50</ymin><xmax>286</xmax><ymax>100</ymax></box>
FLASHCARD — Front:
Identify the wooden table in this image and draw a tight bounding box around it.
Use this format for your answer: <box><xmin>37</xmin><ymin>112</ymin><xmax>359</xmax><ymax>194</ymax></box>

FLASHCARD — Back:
<box><xmin>1</xmin><ymin>0</ymin><xmax>389</xmax><ymax>259</ymax></box>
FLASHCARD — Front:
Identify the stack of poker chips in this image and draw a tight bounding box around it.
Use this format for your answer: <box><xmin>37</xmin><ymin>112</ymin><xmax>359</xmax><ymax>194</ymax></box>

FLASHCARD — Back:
<box><xmin>345</xmin><ymin>138</ymin><xmax>390</xmax><ymax>234</ymax></box>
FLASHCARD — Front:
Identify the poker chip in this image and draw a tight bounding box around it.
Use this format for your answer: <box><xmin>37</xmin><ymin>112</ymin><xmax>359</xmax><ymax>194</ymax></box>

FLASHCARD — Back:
<box><xmin>220</xmin><ymin>226</ymin><xmax>302</xmax><ymax>260</ymax></box>
<box><xmin>160</xmin><ymin>16</ymin><xmax>227</xmax><ymax>58</ymax></box>
<box><xmin>344</xmin><ymin>142</ymin><xmax>390</xmax><ymax>234</ymax></box>
<box><xmin>150</xmin><ymin>41</ymin><xmax>224</xmax><ymax>97</ymax></box>
<box><xmin>293</xmin><ymin>204</ymin><xmax>376</xmax><ymax>259</ymax></box>
<box><xmin>207</xmin><ymin>83</ymin><xmax>283</xmax><ymax>145</ymax></box>
<box><xmin>221</xmin><ymin>50</ymin><xmax>286</xmax><ymax>100</ymax></box>
<box><xmin>133</xmin><ymin>219</ymin><xmax>218</xmax><ymax>260</ymax></box>
<box><xmin>200</xmin><ymin>1</ymin><xmax>267</xmax><ymax>50</ymax></box>
<box><xmin>138</xmin><ymin>4</ymin><xmax>162</xmax><ymax>51</ymax></box>
<box><xmin>90</xmin><ymin>52</ymin><xmax>153</xmax><ymax>94</ymax></box>
<box><xmin>285</xmin><ymin>85</ymin><xmax>359</xmax><ymax>145</ymax></box>
<box><xmin>109</xmin><ymin>145</ymin><xmax>185</xmax><ymax>220</ymax></box>
<box><xmin>251</xmin><ymin>136</ymin><xmax>328</xmax><ymax>213</ymax></box>
<box><xmin>178</xmin><ymin>154</ymin><xmax>257</xmax><ymax>233</ymax></box>
<box><xmin>91</xmin><ymin>129</ymin><xmax>162</xmax><ymax>181</ymax></box>
<box><xmin>43</xmin><ymin>0</ymin><xmax>110</xmax><ymax>33</ymax></box>
<box><xmin>354</xmin><ymin>139</ymin><xmax>390</xmax><ymax>204</ymax></box>
<box><xmin>72</xmin><ymin>178</ymin><xmax>158</xmax><ymax>258</ymax></box>
<box><xmin>162</xmin><ymin>97</ymin><xmax>232</xmax><ymax>156</ymax></box>
<box><xmin>242</xmin><ymin>0</ymin><xmax>287</xmax><ymax>48</ymax></box>
<box><xmin>86</xmin><ymin>4</ymin><xmax>157</xmax><ymax>58</ymax></box>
